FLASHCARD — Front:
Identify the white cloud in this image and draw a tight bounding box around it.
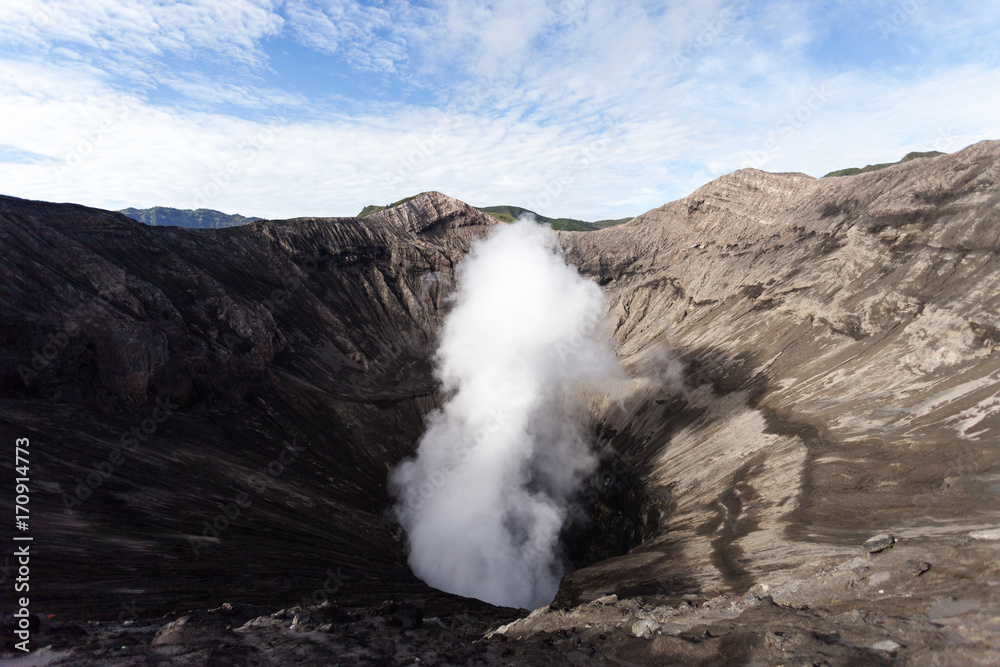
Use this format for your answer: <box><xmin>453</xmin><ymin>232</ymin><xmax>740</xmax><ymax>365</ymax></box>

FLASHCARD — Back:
<box><xmin>0</xmin><ymin>0</ymin><xmax>284</xmax><ymax>64</ymax></box>
<box><xmin>0</xmin><ymin>1</ymin><xmax>999</xmax><ymax>220</ymax></box>
<box><xmin>284</xmin><ymin>0</ymin><xmax>409</xmax><ymax>72</ymax></box>
<box><xmin>155</xmin><ymin>72</ymin><xmax>310</xmax><ymax>111</ymax></box>
<box><xmin>742</xmin><ymin>66</ymin><xmax>1000</xmax><ymax>177</ymax></box>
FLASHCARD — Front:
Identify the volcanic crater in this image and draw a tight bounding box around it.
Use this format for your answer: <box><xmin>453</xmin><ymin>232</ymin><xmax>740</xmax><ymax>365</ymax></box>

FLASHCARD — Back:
<box><xmin>2</xmin><ymin>141</ymin><xmax>1000</xmax><ymax>664</ymax></box>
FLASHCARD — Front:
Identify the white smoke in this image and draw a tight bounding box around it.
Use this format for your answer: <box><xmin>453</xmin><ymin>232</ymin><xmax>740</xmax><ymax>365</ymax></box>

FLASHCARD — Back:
<box><xmin>390</xmin><ymin>217</ymin><xmax>621</xmax><ymax>609</ymax></box>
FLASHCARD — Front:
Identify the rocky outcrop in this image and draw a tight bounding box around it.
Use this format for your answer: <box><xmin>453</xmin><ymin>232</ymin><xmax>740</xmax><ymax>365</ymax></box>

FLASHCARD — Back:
<box><xmin>367</xmin><ymin>191</ymin><xmax>496</xmax><ymax>235</ymax></box>
<box><xmin>556</xmin><ymin>142</ymin><xmax>1000</xmax><ymax>619</ymax></box>
<box><xmin>1</xmin><ymin>144</ymin><xmax>999</xmax><ymax>664</ymax></box>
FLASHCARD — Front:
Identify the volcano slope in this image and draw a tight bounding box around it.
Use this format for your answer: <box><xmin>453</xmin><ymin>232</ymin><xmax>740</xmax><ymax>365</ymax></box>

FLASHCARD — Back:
<box><xmin>1</xmin><ymin>141</ymin><xmax>999</xmax><ymax>665</ymax></box>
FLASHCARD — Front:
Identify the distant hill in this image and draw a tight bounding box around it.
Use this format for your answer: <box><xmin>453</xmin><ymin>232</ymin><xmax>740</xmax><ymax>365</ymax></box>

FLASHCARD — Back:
<box><xmin>357</xmin><ymin>198</ymin><xmax>632</xmax><ymax>231</ymax></box>
<box><xmin>477</xmin><ymin>205</ymin><xmax>632</xmax><ymax>231</ymax></box>
<box><xmin>120</xmin><ymin>206</ymin><xmax>263</xmax><ymax>228</ymax></box>
<box><xmin>823</xmin><ymin>151</ymin><xmax>945</xmax><ymax>178</ymax></box>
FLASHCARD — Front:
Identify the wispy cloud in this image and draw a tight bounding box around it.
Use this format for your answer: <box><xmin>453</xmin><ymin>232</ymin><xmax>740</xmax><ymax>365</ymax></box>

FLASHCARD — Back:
<box><xmin>1</xmin><ymin>0</ymin><xmax>284</xmax><ymax>64</ymax></box>
<box><xmin>284</xmin><ymin>0</ymin><xmax>408</xmax><ymax>71</ymax></box>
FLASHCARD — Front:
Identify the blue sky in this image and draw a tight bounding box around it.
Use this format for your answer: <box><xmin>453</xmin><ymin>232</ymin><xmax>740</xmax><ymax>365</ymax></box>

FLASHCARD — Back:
<box><xmin>1</xmin><ymin>0</ymin><xmax>999</xmax><ymax>220</ymax></box>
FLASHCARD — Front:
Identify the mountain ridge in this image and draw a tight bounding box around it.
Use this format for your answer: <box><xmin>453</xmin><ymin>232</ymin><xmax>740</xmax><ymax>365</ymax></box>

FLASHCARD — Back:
<box><xmin>822</xmin><ymin>149</ymin><xmax>946</xmax><ymax>178</ymax></box>
<box><xmin>119</xmin><ymin>205</ymin><xmax>263</xmax><ymax>228</ymax></box>
<box><xmin>360</xmin><ymin>198</ymin><xmax>633</xmax><ymax>231</ymax></box>
<box><xmin>118</xmin><ymin>200</ymin><xmax>632</xmax><ymax>232</ymax></box>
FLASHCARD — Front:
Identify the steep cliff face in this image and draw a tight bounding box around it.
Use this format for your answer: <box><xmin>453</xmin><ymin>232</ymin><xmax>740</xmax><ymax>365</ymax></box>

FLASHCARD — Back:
<box><xmin>557</xmin><ymin>140</ymin><xmax>1000</xmax><ymax>609</ymax></box>
<box><xmin>0</xmin><ymin>191</ymin><xmax>497</xmax><ymax>621</ymax></box>
<box><xmin>1</xmin><ymin>144</ymin><xmax>998</xmax><ymax>664</ymax></box>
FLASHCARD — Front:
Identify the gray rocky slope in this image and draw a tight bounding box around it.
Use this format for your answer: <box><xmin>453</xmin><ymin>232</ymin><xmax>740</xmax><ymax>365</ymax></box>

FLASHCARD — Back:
<box><xmin>1</xmin><ymin>140</ymin><xmax>998</xmax><ymax>664</ymax></box>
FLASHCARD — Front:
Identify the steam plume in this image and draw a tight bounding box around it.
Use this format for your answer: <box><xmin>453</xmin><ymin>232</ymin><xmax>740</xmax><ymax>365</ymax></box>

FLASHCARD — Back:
<box><xmin>390</xmin><ymin>217</ymin><xmax>620</xmax><ymax>609</ymax></box>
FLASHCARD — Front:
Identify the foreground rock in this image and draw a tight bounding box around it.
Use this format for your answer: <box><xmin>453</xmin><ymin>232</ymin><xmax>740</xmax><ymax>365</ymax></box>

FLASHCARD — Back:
<box><xmin>13</xmin><ymin>537</ymin><xmax>1000</xmax><ymax>666</ymax></box>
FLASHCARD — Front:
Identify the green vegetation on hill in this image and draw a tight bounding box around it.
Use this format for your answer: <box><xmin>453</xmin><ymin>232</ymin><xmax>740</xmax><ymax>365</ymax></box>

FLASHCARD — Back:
<box><xmin>552</xmin><ymin>216</ymin><xmax>633</xmax><ymax>231</ymax></box>
<box><xmin>357</xmin><ymin>197</ymin><xmax>633</xmax><ymax>231</ymax></box>
<box><xmin>357</xmin><ymin>205</ymin><xmax>385</xmax><ymax>218</ymax></box>
<box><xmin>478</xmin><ymin>205</ymin><xmax>631</xmax><ymax>231</ymax></box>
<box><xmin>823</xmin><ymin>151</ymin><xmax>945</xmax><ymax>178</ymax></box>
<box><xmin>120</xmin><ymin>206</ymin><xmax>262</xmax><ymax>228</ymax></box>
<box><xmin>478</xmin><ymin>205</ymin><xmax>529</xmax><ymax>223</ymax></box>
<box><xmin>357</xmin><ymin>194</ymin><xmax>424</xmax><ymax>218</ymax></box>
